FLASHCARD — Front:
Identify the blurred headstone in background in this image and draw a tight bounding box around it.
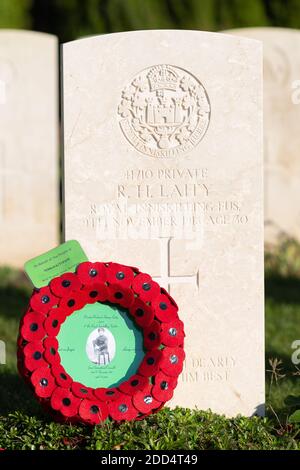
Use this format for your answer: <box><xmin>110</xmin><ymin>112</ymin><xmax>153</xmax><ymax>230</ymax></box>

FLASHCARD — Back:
<box><xmin>225</xmin><ymin>27</ymin><xmax>300</xmax><ymax>244</ymax></box>
<box><xmin>0</xmin><ymin>30</ymin><xmax>59</xmax><ymax>267</ymax></box>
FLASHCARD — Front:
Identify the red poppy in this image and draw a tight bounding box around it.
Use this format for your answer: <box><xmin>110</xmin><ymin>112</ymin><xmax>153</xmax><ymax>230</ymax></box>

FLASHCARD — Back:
<box><xmin>143</xmin><ymin>321</ymin><xmax>162</xmax><ymax>350</ymax></box>
<box><xmin>132</xmin><ymin>384</ymin><xmax>161</xmax><ymax>414</ymax></box>
<box><xmin>94</xmin><ymin>387</ymin><xmax>122</xmax><ymax>402</ymax></box>
<box><xmin>49</xmin><ymin>272</ymin><xmax>82</xmax><ymax>298</ymax></box>
<box><xmin>51</xmin><ymin>387</ymin><xmax>81</xmax><ymax>418</ymax></box>
<box><xmin>43</xmin><ymin>308</ymin><xmax>67</xmax><ymax>336</ymax></box>
<box><xmin>108</xmin><ymin>394</ymin><xmax>138</xmax><ymax>421</ymax></box>
<box><xmin>152</xmin><ymin>371</ymin><xmax>177</xmax><ymax>402</ymax></box>
<box><xmin>107</xmin><ymin>284</ymin><xmax>135</xmax><ymax>309</ymax></box>
<box><xmin>160</xmin><ymin>319</ymin><xmax>185</xmax><ymax>347</ymax></box>
<box><xmin>152</xmin><ymin>401</ymin><xmax>165</xmax><ymax>415</ymax></box>
<box><xmin>19</xmin><ymin>307</ymin><xmax>33</xmax><ymax>328</ymax></box>
<box><xmin>129</xmin><ymin>298</ymin><xmax>154</xmax><ymax>328</ymax></box>
<box><xmin>31</xmin><ymin>366</ymin><xmax>55</xmax><ymax>398</ymax></box>
<box><xmin>52</xmin><ymin>364</ymin><xmax>73</xmax><ymax>388</ymax></box>
<box><xmin>160</xmin><ymin>347</ymin><xmax>185</xmax><ymax>377</ymax></box>
<box><xmin>71</xmin><ymin>382</ymin><xmax>95</xmax><ymax>400</ymax></box>
<box><xmin>151</xmin><ymin>294</ymin><xmax>178</xmax><ymax>323</ymax></box>
<box><xmin>59</xmin><ymin>291</ymin><xmax>89</xmax><ymax>315</ymax></box>
<box><xmin>138</xmin><ymin>350</ymin><xmax>162</xmax><ymax>377</ymax></box>
<box><xmin>160</xmin><ymin>287</ymin><xmax>179</xmax><ymax>309</ymax></box>
<box><xmin>132</xmin><ymin>273</ymin><xmax>160</xmax><ymax>302</ymax></box>
<box><xmin>17</xmin><ymin>334</ymin><xmax>27</xmax><ymax>349</ymax></box>
<box><xmin>80</xmin><ymin>282</ymin><xmax>109</xmax><ymax>303</ymax></box>
<box><xmin>105</xmin><ymin>263</ymin><xmax>135</xmax><ymax>288</ymax></box>
<box><xmin>23</xmin><ymin>340</ymin><xmax>44</xmax><ymax>358</ymax></box>
<box><xmin>30</xmin><ymin>286</ymin><xmax>59</xmax><ymax>314</ymax></box>
<box><xmin>79</xmin><ymin>399</ymin><xmax>109</xmax><ymax>424</ymax></box>
<box><xmin>20</xmin><ymin>312</ymin><xmax>46</xmax><ymax>342</ymax></box>
<box><xmin>118</xmin><ymin>374</ymin><xmax>149</xmax><ymax>395</ymax></box>
<box><xmin>43</xmin><ymin>337</ymin><xmax>61</xmax><ymax>365</ymax></box>
<box><xmin>76</xmin><ymin>261</ymin><xmax>106</xmax><ymax>285</ymax></box>
<box><xmin>105</xmin><ymin>263</ymin><xmax>139</xmax><ymax>276</ymax></box>
<box><xmin>18</xmin><ymin>259</ymin><xmax>184</xmax><ymax>424</ymax></box>
<box><xmin>17</xmin><ymin>349</ymin><xmax>23</xmax><ymax>364</ymax></box>
<box><xmin>23</xmin><ymin>341</ymin><xmax>47</xmax><ymax>371</ymax></box>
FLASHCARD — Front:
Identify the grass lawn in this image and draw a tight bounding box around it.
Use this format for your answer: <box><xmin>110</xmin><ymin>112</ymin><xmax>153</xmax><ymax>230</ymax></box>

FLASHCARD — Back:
<box><xmin>0</xmin><ymin>241</ymin><xmax>300</xmax><ymax>450</ymax></box>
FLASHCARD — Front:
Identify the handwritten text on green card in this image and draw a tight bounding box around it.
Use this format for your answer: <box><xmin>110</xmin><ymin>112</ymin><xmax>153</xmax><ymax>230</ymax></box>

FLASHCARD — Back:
<box><xmin>24</xmin><ymin>240</ymin><xmax>88</xmax><ymax>288</ymax></box>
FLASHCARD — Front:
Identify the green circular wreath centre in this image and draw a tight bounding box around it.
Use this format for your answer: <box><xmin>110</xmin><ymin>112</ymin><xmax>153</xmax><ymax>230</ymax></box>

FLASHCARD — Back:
<box><xmin>57</xmin><ymin>302</ymin><xmax>145</xmax><ymax>388</ymax></box>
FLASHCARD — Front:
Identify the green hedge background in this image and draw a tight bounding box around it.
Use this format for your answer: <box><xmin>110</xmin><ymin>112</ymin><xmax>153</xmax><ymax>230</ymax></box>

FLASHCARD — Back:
<box><xmin>1</xmin><ymin>0</ymin><xmax>300</xmax><ymax>42</ymax></box>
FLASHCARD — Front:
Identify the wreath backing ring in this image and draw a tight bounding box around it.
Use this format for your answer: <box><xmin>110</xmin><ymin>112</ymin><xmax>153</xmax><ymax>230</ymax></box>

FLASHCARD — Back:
<box><xmin>17</xmin><ymin>261</ymin><xmax>185</xmax><ymax>424</ymax></box>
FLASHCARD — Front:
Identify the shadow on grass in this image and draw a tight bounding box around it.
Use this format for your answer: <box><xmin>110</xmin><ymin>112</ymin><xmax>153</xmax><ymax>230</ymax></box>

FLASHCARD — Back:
<box><xmin>265</xmin><ymin>349</ymin><xmax>300</xmax><ymax>376</ymax></box>
<box><xmin>0</xmin><ymin>268</ymin><xmax>299</xmax><ymax>421</ymax></box>
<box><xmin>265</xmin><ymin>349</ymin><xmax>300</xmax><ymax>419</ymax></box>
<box><xmin>0</xmin><ymin>285</ymin><xmax>30</xmax><ymax>321</ymax></box>
<box><xmin>0</xmin><ymin>369</ymin><xmax>46</xmax><ymax>418</ymax></box>
<box><xmin>265</xmin><ymin>276</ymin><xmax>300</xmax><ymax>305</ymax></box>
<box><xmin>265</xmin><ymin>274</ymin><xmax>300</xmax><ymax>419</ymax></box>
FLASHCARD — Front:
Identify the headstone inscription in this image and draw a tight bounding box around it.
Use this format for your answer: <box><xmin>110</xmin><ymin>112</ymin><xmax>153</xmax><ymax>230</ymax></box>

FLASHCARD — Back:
<box><xmin>62</xmin><ymin>30</ymin><xmax>264</xmax><ymax>417</ymax></box>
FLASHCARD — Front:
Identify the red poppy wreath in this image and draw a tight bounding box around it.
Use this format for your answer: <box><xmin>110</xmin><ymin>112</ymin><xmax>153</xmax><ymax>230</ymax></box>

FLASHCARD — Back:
<box><xmin>17</xmin><ymin>261</ymin><xmax>185</xmax><ymax>424</ymax></box>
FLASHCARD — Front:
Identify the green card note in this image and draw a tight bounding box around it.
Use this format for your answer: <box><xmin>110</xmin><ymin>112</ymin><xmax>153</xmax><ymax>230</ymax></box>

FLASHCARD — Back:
<box><xmin>57</xmin><ymin>302</ymin><xmax>145</xmax><ymax>388</ymax></box>
<box><xmin>24</xmin><ymin>240</ymin><xmax>88</xmax><ymax>288</ymax></box>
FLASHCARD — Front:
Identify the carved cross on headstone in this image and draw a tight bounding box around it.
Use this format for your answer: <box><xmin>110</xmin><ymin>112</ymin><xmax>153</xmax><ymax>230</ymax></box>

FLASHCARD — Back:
<box><xmin>153</xmin><ymin>237</ymin><xmax>200</xmax><ymax>293</ymax></box>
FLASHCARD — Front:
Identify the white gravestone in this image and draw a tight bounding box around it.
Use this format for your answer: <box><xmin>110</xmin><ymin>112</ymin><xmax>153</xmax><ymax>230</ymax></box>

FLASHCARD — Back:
<box><xmin>225</xmin><ymin>27</ymin><xmax>300</xmax><ymax>243</ymax></box>
<box><xmin>63</xmin><ymin>30</ymin><xmax>264</xmax><ymax>417</ymax></box>
<box><xmin>0</xmin><ymin>30</ymin><xmax>59</xmax><ymax>267</ymax></box>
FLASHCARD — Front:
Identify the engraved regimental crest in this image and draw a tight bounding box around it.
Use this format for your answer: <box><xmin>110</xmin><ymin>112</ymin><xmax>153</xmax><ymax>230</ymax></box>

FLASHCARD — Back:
<box><xmin>117</xmin><ymin>64</ymin><xmax>210</xmax><ymax>157</ymax></box>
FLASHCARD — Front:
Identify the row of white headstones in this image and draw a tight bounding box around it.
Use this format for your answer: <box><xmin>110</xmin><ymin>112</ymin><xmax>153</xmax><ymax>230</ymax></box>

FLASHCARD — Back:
<box><xmin>1</xmin><ymin>28</ymin><xmax>299</xmax><ymax>267</ymax></box>
<box><xmin>0</xmin><ymin>27</ymin><xmax>299</xmax><ymax>417</ymax></box>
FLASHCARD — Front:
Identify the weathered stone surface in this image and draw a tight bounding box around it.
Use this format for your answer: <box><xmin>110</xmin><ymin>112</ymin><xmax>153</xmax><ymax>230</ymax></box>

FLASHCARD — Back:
<box><xmin>225</xmin><ymin>27</ymin><xmax>300</xmax><ymax>243</ymax></box>
<box><xmin>63</xmin><ymin>30</ymin><xmax>264</xmax><ymax>417</ymax></box>
<box><xmin>0</xmin><ymin>30</ymin><xmax>59</xmax><ymax>267</ymax></box>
